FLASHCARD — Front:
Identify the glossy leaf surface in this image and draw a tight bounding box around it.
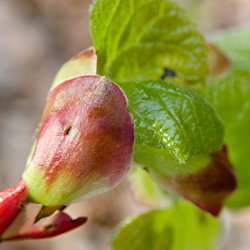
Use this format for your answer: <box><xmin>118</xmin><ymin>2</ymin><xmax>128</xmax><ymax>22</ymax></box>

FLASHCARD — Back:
<box><xmin>120</xmin><ymin>80</ymin><xmax>236</xmax><ymax>215</ymax></box>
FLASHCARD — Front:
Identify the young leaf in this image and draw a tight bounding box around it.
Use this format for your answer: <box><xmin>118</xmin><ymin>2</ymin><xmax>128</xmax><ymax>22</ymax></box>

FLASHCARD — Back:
<box><xmin>120</xmin><ymin>80</ymin><xmax>236</xmax><ymax>215</ymax></box>
<box><xmin>120</xmin><ymin>80</ymin><xmax>223</xmax><ymax>163</ymax></box>
<box><xmin>112</xmin><ymin>201</ymin><xmax>220</xmax><ymax>250</ymax></box>
<box><xmin>90</xmin><ymin>0</ymin><xmax>207</xmax><ymax>84</ymax></box>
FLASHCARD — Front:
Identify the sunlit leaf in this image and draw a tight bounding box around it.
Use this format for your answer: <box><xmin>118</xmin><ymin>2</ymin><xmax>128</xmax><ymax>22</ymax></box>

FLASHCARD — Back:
<box><xmin>90</xmin><ymin>0</ymin><xmax>207</xmax><ymax>84</ymax></box>
<box><xmin>120</xmin><ymin>80</ymin><xmax>236</xmax><ymax>215</ymax></box>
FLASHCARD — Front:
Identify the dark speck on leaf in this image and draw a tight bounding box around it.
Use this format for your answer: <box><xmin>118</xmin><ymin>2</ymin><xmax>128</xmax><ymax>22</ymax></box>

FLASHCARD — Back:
<box><xmin>161</xmin><ymin>68</ymin><xmax>176</xmax><ymax>79</ymax></box>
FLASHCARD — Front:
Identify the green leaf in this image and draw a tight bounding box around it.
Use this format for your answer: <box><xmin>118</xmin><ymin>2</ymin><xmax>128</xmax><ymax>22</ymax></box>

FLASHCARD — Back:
<box><xmin>205</xmin><ymin>75</ymin><xmax>250</xmax><ymax>208</ymax></box>
<box><xmin>112</xmin><ymin>201</ymin><xmax>220</xmax><ymax>250</ymax></box>
<box><xmin>90</xmin><ymin>0</ymin><xmax>207</xmax><ymax>84</ymax></box>
<box><xmin>119</xmin><ymin>80</ymin><xmax>237</xmax><ymax>216</ymax></box>
<box><xmin>120</xmin><ymin>80</ymin><xmax>223</xmax><ymax>166</ymax></box>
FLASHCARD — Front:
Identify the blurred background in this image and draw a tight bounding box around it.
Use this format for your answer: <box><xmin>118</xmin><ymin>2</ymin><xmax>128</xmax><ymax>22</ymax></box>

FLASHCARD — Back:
<box><xmin>0</xmin><ymin>0</ymin><xmax>250</xmax><ymax>249</ymax></box>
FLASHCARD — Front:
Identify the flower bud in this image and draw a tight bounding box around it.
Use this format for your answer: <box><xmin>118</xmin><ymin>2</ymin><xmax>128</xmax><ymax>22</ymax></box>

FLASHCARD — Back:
<box><xmin>22</xmin><ymin>75</ymin><xmax>134</xmax><ymax>206</ymax></box>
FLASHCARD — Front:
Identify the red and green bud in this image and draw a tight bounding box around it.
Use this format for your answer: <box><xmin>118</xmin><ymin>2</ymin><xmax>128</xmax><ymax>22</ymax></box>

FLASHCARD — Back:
<box><xmin>0</xmin><ymin>49</ymin><xmax>133</xmax><ymax>240</ymax></box>
<box><xmin>22</xmin><ymin>75</ymin><xmax>134</xmax><ymax>206</ymax></box>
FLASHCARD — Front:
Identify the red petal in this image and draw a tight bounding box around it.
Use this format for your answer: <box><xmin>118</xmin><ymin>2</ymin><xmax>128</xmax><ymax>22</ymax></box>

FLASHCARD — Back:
<box><xmin>1</xmin><ymin>203</ymin><xmax>87</xmax><ymax>241</ymax></box>
<box><xmin>0</xmin><ymin>180</ymin><xmax>27</xmax><ymax>235</ymax></box>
